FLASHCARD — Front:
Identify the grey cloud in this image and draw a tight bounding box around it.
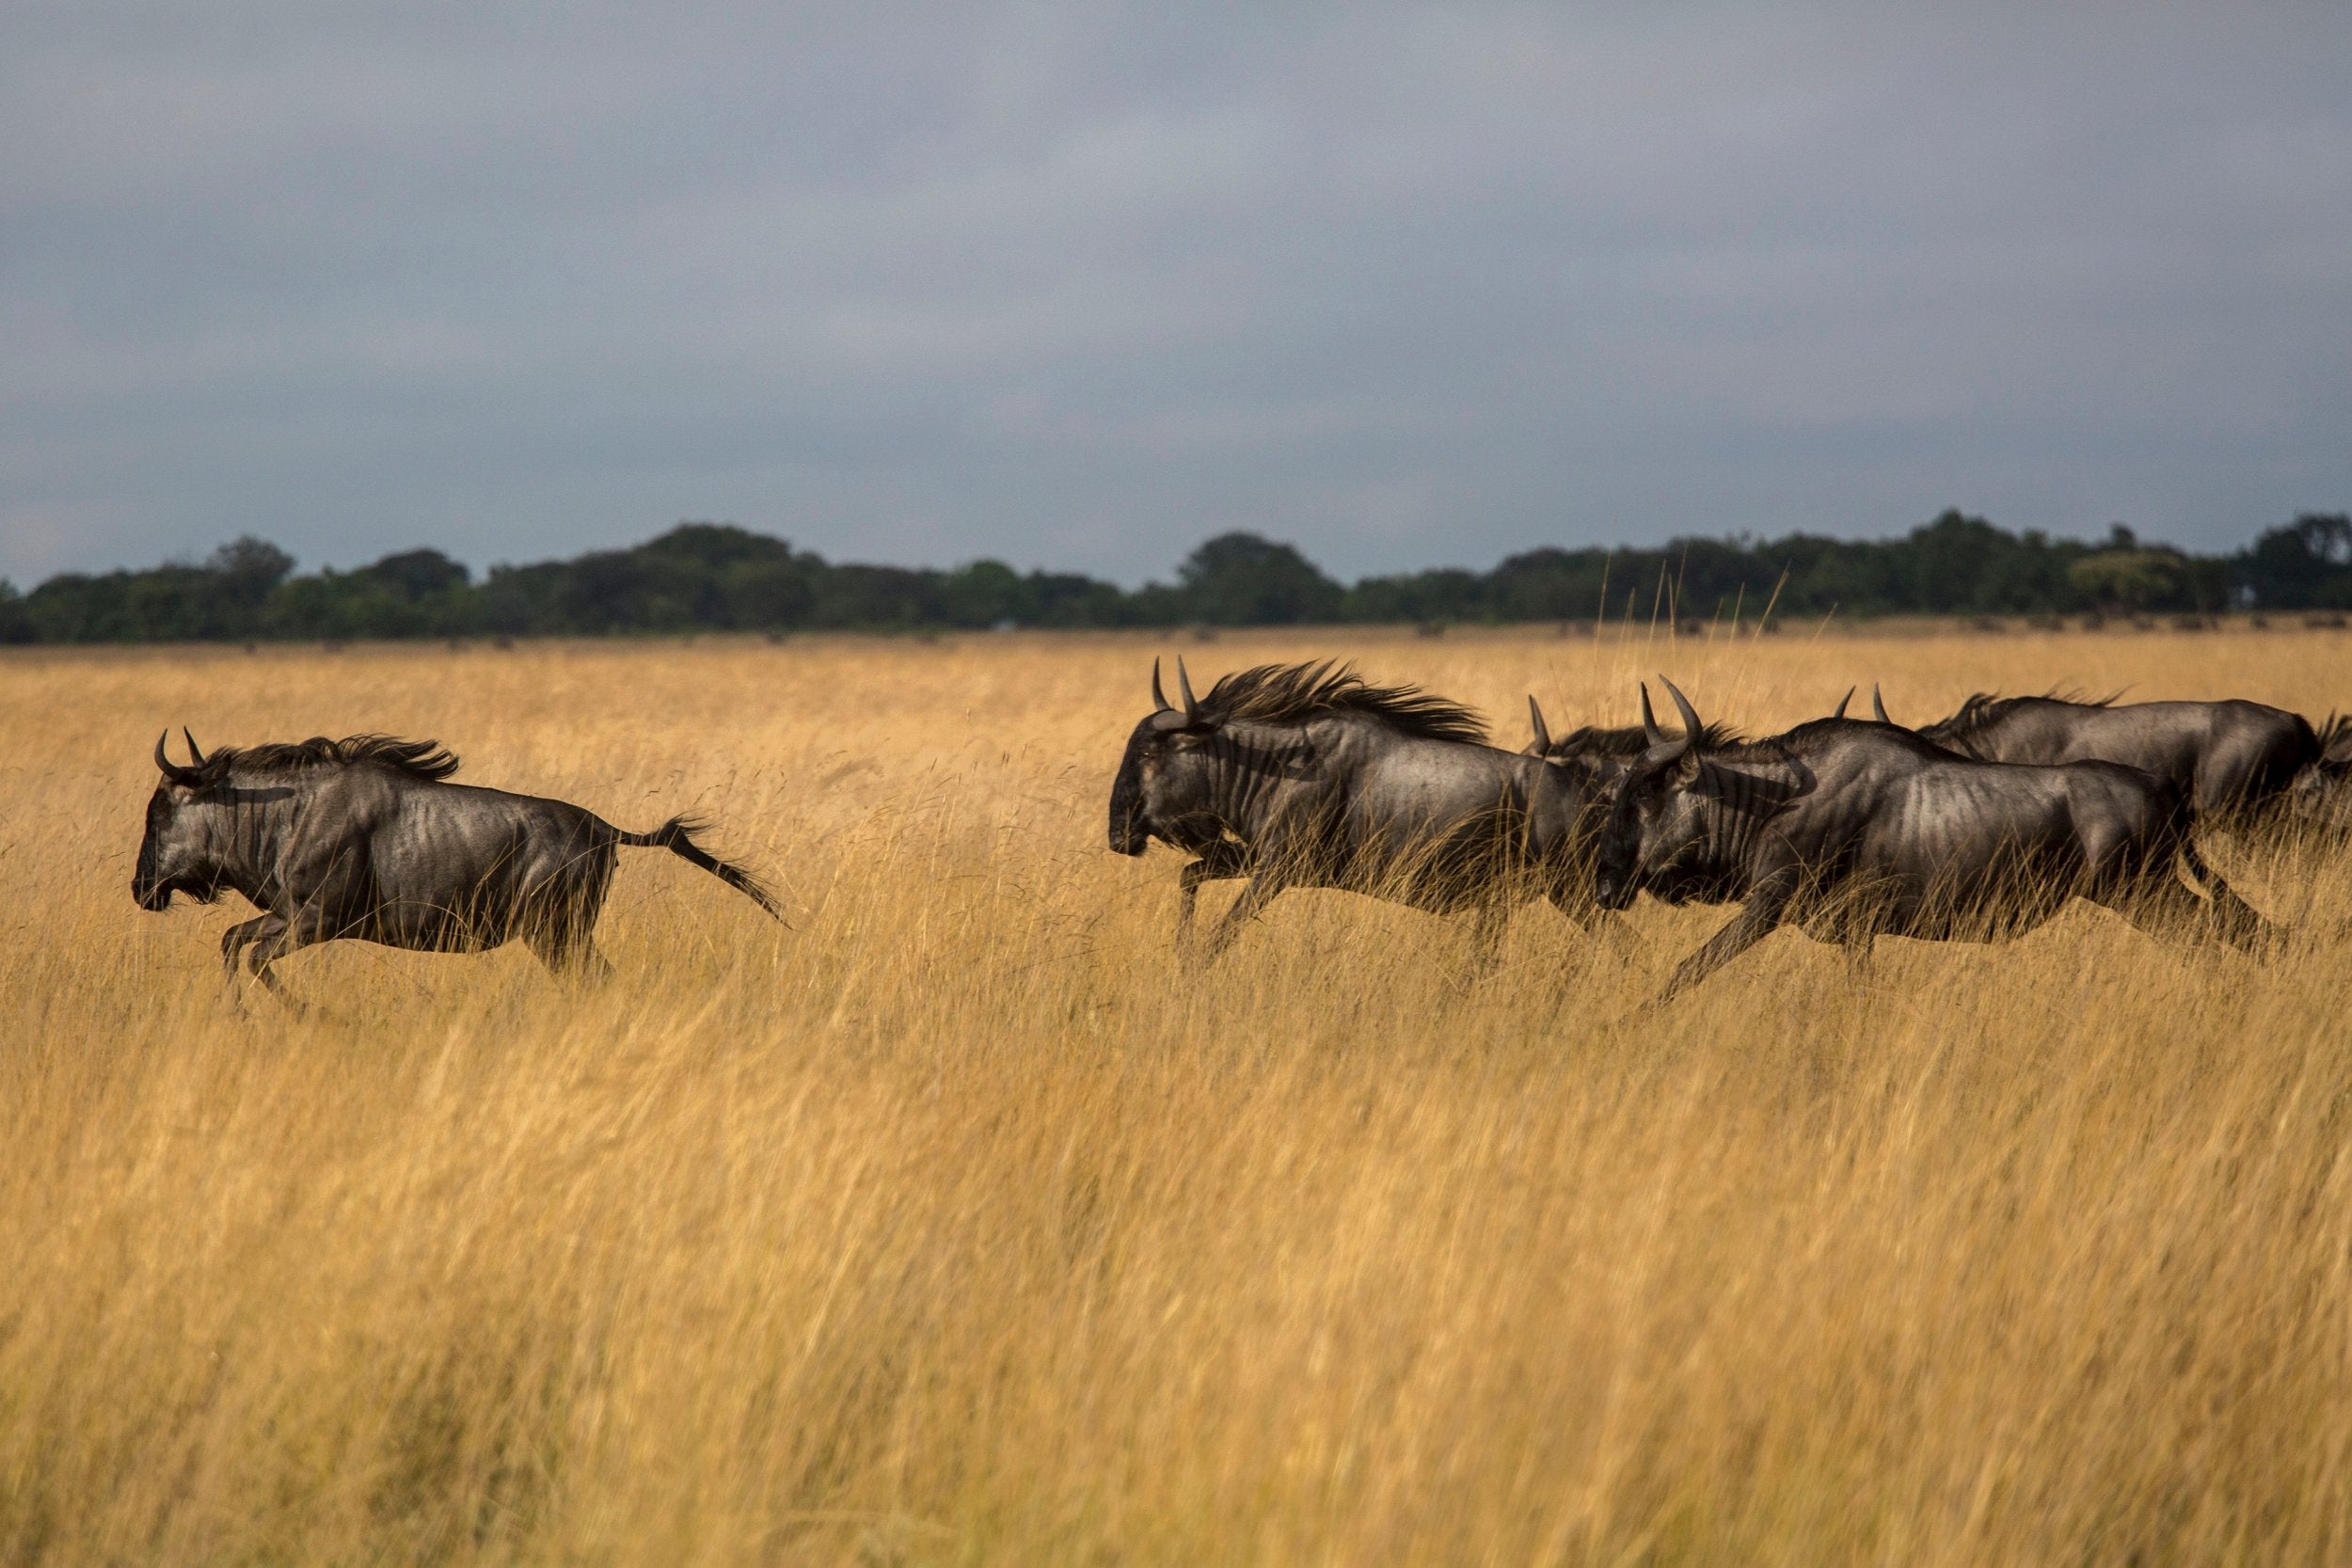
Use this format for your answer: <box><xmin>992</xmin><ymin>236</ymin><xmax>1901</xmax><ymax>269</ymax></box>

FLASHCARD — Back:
<box><xmin>4</xmin><ymin>2</ymin><xmax>2349</xmax><ymax>586</ymax></box>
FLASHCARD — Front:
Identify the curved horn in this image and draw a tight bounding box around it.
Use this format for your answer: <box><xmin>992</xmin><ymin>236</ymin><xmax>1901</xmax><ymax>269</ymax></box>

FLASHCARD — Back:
<box><xmin>154</xmin><ymin>730</ymin><xmax>200</xmax><ymax>786</ymax></box>
<box><xmin>1640</xmin><ymin>683</ymin><xmax>1665</xmax><ymax>746</ymax></box>
<box><xmin>1176</xmin><ymin>657</ymin><xmax>1200</xmax><ymax>721</ymax></box>
<box><xmin>1151</xmin><ymin>657</ymin><xmax>1170</xmax><ymax>712</ymax></box>
<box><xmin>1832</xmin><ymin>686</ymin><xmax>1853</xmax><ymax>720</ymax></box>
<box><xmin>1526</xmin><ymin>695</ymin><xmax>1552</xmax><ymax>753</ymax></box>
<box><xmin>1656</xmin><ymin>675</ymin><xmax>1703</xmax><ymax>762</ymax></box>
<box><xmin>183</xmin><ymin>726</ymin><xmax>206</xmax><ymax>767</ymax></box>
<box><xmin>1872</xmin><ymin>684</ymin><xmax>1892</xmax><ymax>725</ymax></box>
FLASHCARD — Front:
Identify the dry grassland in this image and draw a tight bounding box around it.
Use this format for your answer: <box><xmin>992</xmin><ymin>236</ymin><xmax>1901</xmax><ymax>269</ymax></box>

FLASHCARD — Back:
<box><xmin>4</xmin><ymin>624</ymin><xmax>2351</xmax><ymax>1566</ymax></box>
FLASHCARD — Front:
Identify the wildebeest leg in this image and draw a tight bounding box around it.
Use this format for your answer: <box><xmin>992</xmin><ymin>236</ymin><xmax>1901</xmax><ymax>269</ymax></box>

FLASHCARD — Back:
<box><xmin>215</xmin><ymin>915</ymin><xmax>285</xmax><ymax>1007</ymax></box>
<box><xmin>2100</xmin><ymin>874</ymin><xmax>2224</xmax><ymax>951</ymax></box>
<box><xmin>1198</xmin><ymin>874</ymin><xmax>1286</xmax><ymax>963</ymax></box>
<box><xmin>527</xmin><ymin>927</ymin><xmax>616</xmax><ymax>981</ymax></box>
<box><xmin>2195</xmin><ymin>878</ymin><xmax>2281</xmax><ymax>953</ymax></box>
<box><xmin>219</xmin><ymin>915</ymin><xmax>281</xmax><ymax>976</ymax></box>
<box><xmin>1177</xmin><ymin>843</ymin><xmax>1249</xmax><ymax>937</ymax></box>
<box><xmin>237</xmin><ymin>906</ymin><xmax>341</xmax><ymax>1010</ymax></box>
<box><xmin>1456</xmin><ymin>899</ymin><xmax>1510</xmax><ymax>985</ymax></box>
<box><xmin>1661</xmin><ymin>870</ymin><xmax>1800</xmax><ymax>1002</ymax></box>
<box><xmin>2177</xmin><ymin>842</ymin><xmax>2283</xmax><ymax>954</ymax></box>
<box><xmin>1546</xmin><ymin>884</ymin><xmax>1603</xmax><ymax>933</ymax></box>
<box><xmin>1805</xmin><ymin>899</ymin><xmax>1876</xmax><ymax>980</ymax></box>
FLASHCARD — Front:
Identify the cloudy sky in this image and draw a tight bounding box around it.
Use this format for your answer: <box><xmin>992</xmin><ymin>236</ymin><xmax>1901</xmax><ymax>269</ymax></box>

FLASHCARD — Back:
<box><xmin>6</xmin><ymin>3</ymin><xmax>2349</xmax><ymax>586</ymax></box>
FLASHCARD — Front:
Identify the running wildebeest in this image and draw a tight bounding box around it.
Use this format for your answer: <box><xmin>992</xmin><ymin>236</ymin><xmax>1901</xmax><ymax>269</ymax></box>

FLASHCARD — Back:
<box><xmin>1594</xmin><ymin>679</ymin><xmax>2276</xmax><ymax>1000</ymax></box>
<box><xmin>1876</xmin><ymin>688</ymin><xmax>2319</xmax><ymax>824</ymax></box>
<box><xmin>135</xmin><ymin>731</ymin><xmax>779</xmax><ymax>997</ymax></box>
<box><xmin>1108</xmin><ymin>659</ymin><xmax>1607</xmax><ymax>962</ymax></box>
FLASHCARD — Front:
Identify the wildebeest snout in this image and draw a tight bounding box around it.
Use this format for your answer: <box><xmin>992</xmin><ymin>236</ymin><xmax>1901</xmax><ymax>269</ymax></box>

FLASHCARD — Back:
<box><xmin>1110</xmin><ymin>810</ymin><xmax>1152</xmax><ymax>856</ymax></box>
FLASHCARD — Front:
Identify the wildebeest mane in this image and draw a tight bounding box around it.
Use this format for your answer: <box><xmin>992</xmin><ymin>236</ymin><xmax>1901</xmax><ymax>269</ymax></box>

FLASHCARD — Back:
<box><xmin>1199</xmin><ymin>660</ymin><xmax>1488</xmax><ymax>743</ymax></box>
<box><xmin>1920</xmin><ymin>688</ymin><xmax>2122</xmax><ymax>743</ymax></box>
<box><xmin>1551</xmin><ymin>719</ymin><xmax>1743</xmax><ymax>757</ymax></box>
<box><xmin>203</xmin><ymin>734</ymin><xmax>462</xmax><ymax>782</ymax></box>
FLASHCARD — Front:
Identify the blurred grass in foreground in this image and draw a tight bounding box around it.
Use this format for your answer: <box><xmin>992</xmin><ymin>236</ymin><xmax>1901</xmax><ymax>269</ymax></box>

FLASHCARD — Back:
<box><xmin>3</xmin><ymin>624</ymin><xmax>2348</xmax><ymax>1566</ymax></box>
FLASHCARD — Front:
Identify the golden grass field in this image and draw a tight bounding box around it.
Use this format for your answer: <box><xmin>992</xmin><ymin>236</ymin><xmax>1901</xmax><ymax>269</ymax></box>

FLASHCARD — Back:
<box><xmin>5</xmin><ymin>624</ymin><xmax>2351</xmax><ymax>1566</ymax></box>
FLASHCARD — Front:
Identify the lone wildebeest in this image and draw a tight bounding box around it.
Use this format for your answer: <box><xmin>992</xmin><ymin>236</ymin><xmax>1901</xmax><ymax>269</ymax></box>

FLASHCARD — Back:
<box><xmin>1878</xmin><ymin>688</ymin><xmax>2319</xmax><ymax>824</ymax></box>
<box><xmin>135</xmin><ymin>731</ymin><xmax>779</xmax><ymax>996</ymax></box>
<box><xmin>1595</xmin><ymin>679</ymin><xmax>2276</xmax><ymax>1000</ymax></box>
<box><xmin>1108</xmin><ymin>659</ymin><xmax>1606</xmax><ymax>962</ymax></box>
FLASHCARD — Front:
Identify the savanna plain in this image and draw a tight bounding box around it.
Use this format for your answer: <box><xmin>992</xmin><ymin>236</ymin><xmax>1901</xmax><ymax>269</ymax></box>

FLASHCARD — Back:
<box><xmin>6</xmin><ymin>625</ymin><xmax>2352</xmax><ymax>1567</ymax></box>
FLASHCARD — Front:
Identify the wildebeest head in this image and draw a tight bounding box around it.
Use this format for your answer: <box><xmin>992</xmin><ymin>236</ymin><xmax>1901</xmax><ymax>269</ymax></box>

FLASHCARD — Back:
<box><xmin>1592</xmin><ymin>678</ymin><xmax>1708</xmax><ymax>911</ymax></box>
<box><xmin>135</xmin><ymin>729</ymin><xmax>233</xmax><ymax>910</ymax></box>
<box><xmin>1107</xmin><ymin>658</ymin><xmax>1221</xmax><ymax>855</ymax></box>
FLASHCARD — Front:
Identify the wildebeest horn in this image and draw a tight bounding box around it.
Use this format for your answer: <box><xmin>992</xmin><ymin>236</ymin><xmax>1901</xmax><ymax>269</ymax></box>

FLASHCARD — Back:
<box><xmin>183</xmin><ymin>726</ymin><xmax>206</xmax><ymax>767</ymax></box>
<box><xmin>1151</xmin><ymin>657</ymin><xmax>1170</xmax><ymax>712</ymax></box>
<box><xmin>1527</xmin><ymin>695</ymin><xmax>1552</xmax><ymax>752</ymax></box>
<box><xmin>1640</xmin><ymin>683</ymin><xmax>1666</xmax><ymax>746</ymax></box>
<box><xmin>1872</xmin><ymin>684</ymin><xmax>1892</xmax><ymax>724</ymax></box>
<box><xmin>154</xmin><ymin>729</ymin><xmax>200</xmax><ymax>786</ymax></box>
<box><xmin>1833</xmin><ymin>686</ymin><xmax>1853</xmax><ymax>720</ymax></box>
<box><xmin>1656</xmin><ymin>675</ymin><xmax>1703</xmax><ymax>762</ymax></box>
<box><xmin>1176</xmin><ymin>657</ymin><xmax>1200</xmax><ymax>721</ymax></box>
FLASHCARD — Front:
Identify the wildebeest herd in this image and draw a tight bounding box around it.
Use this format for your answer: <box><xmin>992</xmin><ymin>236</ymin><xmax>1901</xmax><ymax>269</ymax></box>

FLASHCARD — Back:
<box><xmin>1107</xmin><ymin>659</ymin><xmax>2336</xmax><ymax>998</ymax></box>
<box><xmin>138</xmin><ymin>657</ymin><xmax>2352</xmax><ymax>1002</ymax></box>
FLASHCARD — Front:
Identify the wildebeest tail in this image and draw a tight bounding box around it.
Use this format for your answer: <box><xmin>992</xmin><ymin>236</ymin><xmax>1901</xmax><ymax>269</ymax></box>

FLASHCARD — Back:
<box><xmin>616</xmin><ymin>816</ymin><xmax>784</xmax><ymax>920</ymax></box>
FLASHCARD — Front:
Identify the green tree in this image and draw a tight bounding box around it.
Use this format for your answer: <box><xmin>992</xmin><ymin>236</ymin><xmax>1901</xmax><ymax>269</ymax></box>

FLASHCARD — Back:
<box><xmin>2067</xmin><ymin>549</ymin><xmax>2186</xmax><ymax>612</ymax></box>
<box><xmin>1176</xmin><ymin>533</ymin><xmax>1343</xmax><ymax>625</ymax></box>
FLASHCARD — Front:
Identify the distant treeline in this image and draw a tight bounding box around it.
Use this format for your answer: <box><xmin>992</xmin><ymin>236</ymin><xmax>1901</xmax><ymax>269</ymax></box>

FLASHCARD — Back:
<box><xmin>5</xmin><ymin>510</ymin><xmax>2349</xmax><ymax>643</ymax></box>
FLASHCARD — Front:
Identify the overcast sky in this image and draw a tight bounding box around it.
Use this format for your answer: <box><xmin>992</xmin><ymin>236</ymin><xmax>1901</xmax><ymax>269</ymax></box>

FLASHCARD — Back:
<box><xmin>5</xmin><ymin>3</ymin><xmax>2349</xmax><ymax>587</ymax></box>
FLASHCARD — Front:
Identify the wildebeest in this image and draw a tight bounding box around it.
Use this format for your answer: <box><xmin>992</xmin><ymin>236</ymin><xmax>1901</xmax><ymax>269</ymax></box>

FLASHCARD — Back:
<box><xmin>1595</xmin><ymin>679</ymin><xmax>2276</xmax><ymax>1000</ymax></box>
<box><xmin>135</xmin><ymin>731</ymin><xmax>779</xmax><ymax>996</ymax></box>
<box><xmin>1108</xmin><ymin>659</ymin><xmax>1606</xmax><ymax>961</ymax></box>
<box><xmin>1879</xmin><ymin>688</ymin><xmax>2319</xmax><ymax>823</ymax></box>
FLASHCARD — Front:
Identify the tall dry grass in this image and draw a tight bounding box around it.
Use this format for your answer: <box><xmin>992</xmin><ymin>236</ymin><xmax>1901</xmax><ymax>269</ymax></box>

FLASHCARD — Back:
<box><xmin>3</xmin><ymin>624</ymin><xmax>2350</xmax><ymax>1566</ymax></box>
